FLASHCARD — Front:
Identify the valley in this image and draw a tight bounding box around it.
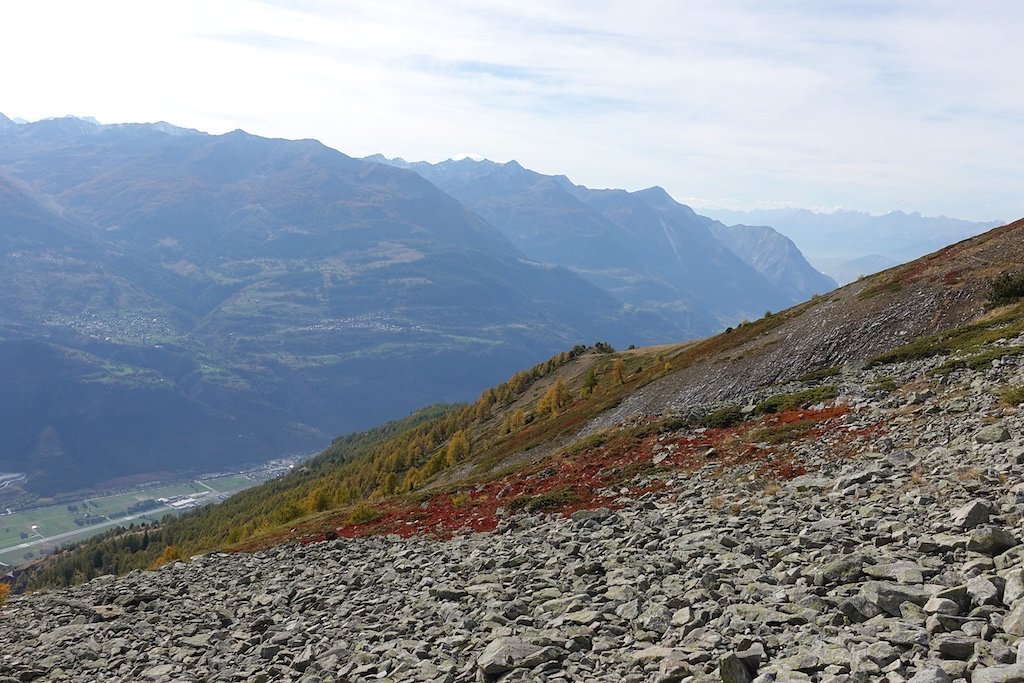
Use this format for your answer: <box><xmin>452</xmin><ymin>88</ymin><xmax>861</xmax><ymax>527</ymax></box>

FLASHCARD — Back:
<box><xmin>7</xmin><ymin>217</ymin><xmax>1024</xmax><ymax>680</ymax></box>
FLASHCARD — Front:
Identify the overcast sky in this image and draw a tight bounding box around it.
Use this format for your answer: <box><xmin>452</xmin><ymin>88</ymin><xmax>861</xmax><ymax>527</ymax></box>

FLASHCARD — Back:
<box><xmin>2</xmin><ymin>1</ymin><xmax>1021</xmax><ymax>222</ymax></box>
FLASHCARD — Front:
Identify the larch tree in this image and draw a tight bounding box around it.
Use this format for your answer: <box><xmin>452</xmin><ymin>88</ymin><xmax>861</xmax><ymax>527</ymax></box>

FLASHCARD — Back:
<box><xmin>446</xmin><ymin>429</ymin><xmax>471</xmax><ymax>467</ymax></box>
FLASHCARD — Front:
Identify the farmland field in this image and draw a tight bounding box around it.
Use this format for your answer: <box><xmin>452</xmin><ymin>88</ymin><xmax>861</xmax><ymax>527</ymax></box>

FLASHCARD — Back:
<box><xmin>0</xmin><ymin>467</ymin><xmax>284</xmax><ymax>568</ymax></box>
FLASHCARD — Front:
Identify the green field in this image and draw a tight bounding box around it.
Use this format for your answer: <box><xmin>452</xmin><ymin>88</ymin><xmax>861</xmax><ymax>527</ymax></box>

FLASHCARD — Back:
<box><xmin>201</xmin><ymin>475</ymin><xmax>258</xmax><ymax>493</ymax></box>
<box><xmin>0</xmin><ymin>473</ymin><xmax>265</xmax><ymax>567</ymax></box>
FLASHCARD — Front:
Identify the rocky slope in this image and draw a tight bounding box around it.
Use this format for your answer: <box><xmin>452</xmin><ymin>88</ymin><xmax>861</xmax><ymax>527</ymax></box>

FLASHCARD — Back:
<box><xmin>587</xmin><ymin>218</ymin><xmax>1024</xmax><ymax>435</ymax></box>
<box><xmin>5</xmin><ymin>328</ymin><xmax>1024</xmax><ymax>682</ymax></box>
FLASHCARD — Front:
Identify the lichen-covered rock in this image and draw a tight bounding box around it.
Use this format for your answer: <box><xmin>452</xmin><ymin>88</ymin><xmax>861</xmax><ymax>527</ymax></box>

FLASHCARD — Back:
<box><xmin>975</xmin><ymin>425</ymin><xmax>1011</xmax><ymax>443</ymax></box>
<box><xmin>972</xmin><ymin>665</ymin><xmax>1024</xmax><ymax>683</ymax></box>
<box><xmin>477</xmin><ymin>637</ymin><xmax>543</xmax><ymax>675</ymax></box>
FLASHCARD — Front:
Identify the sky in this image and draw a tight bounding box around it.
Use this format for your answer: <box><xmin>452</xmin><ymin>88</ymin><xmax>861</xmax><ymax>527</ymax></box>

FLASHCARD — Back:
<box><xmin>1</xmin><ymin>1</ymin><xmax>1021</xmax><ymax>222</ymax></box>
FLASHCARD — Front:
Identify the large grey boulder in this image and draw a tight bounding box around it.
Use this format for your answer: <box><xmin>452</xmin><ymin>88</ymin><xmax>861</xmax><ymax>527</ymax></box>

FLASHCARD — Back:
<box><xmin>975</xmin><ymin>425</ymin><xmax>1011</xmax><ymax>443</ymax></box>
<box><xmin>477</xmin><ymin>637</ymin><xmax>542</xmax><ymax>675</ymax></box>
<box><xmin>861</xmin><ymin>581</ymin><xmax>935</xmax><ymax>616</ymax></box>
<box><xmin>951</xmin><ymin>499</ymin><xmax>995</xmax><ymax>529</ymax></box>
<box><xmin>1003</xmin><ymin>601</ymin><xmax>1024</xmax><ymax>637</ymax></box>
<box><xmin>968</xmin><ymin>526</ymin><xmax>1020</xmax><ymax>555</ymax></box>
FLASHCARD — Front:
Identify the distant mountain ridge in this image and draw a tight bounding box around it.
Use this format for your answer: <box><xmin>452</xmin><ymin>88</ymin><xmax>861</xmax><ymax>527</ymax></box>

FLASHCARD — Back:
<box><xmin>0</xmin><ymin>116</ymin><xmax>678</xmax><ymax>498</ymax></box>
<box><xmin>374</xmin><ymin>156</ymin><xmax>835</xmax><ymax>330</ymax></box>
<box><xmin>704</xmin><ymin>207</ymin><xmax>1002</xmax><ymax>284</ymax></box>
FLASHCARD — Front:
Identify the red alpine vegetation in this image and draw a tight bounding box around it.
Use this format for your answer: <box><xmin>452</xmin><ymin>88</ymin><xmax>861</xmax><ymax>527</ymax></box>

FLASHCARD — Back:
<box><xmin>319</xmin><ymin>404</ymin><xmax>873</xmax><ymax>543</ymax></box>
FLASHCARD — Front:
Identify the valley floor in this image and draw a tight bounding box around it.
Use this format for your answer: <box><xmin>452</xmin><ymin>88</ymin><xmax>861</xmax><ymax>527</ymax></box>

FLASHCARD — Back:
<box><xmin>0</xmin><ymin>461</ymin><xmax>299</xmax><ymax>568</ymax></box>
<box><xmin>3</xmin><ymin>347</ymin><xmax>1024</xmax><ymax>682</ymax></box>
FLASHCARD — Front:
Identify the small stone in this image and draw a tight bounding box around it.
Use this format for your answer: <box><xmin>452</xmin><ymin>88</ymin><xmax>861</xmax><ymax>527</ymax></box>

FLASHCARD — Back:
<box><xmin>908</xmin><ymin>667</ymin><xmax>952</xmax><ymax>683</ymax></box>
<box><xmin>932</xmin><ymin>633</ymin><xmax>976</xmax><ymax>660</ymax></box>
<box><xmin>671</xmin><ymin>606</ymin><xmax>693</xmax><ymax>627</ymax></box>
<box><xmin>864</xmin><ymin>561</ymin><xmax>925</xmax><ymax>584</ymax></box>
<box><xmin>520</xmin><ymin>646</ymin><xmax>566</xmax><ymax>669</ymax></box>
<box><xmin>815</xmin><ymin>553</ymin><xmax>866</xmax><ymax>586</ymax></box>
<box><xmin>634</xmin><ymin>605</ymin><xmax>672</xmax><ymax>635</ymax></box>
<box><xmin>967</xmin><ymin>575</ymin><xmax>1003</xmax><ymax>606</ymax></box>
<box><xmin>429</xmin><ymin>586</ymin><xmax>468</xmax><ymax>601</ymax></box>
<box><xmin>141</xmin><ymin>664</ymin><xmax>176</xmax><ymax>678</ymax></box>
<box><xmin>923</xmin><ymin>596</ymin><xmax>960</xmax><ymax>615</ymax></box>
<box><xmin>934</xmin><ymin>585</ymin><xmax>970</xmax><ymax>612</ymax></box>
<box><xmin>291</xmin><ymin>644</ymin><xmax>314</xmax><ymax>672</ymax></box>
<box><xmin>657</xmin><ymin>651</ymin><xmax>692</xmax><ymax>683</ymax></box>
<box><xmin>883</xmin><ymin>623</ymin><xmax>930</xmax><ymax>646</ymax></box>
<box><xmin>1005</xmin><ymin>569</ymin><xmax>1024</xmax><ymax>606</ymax></box>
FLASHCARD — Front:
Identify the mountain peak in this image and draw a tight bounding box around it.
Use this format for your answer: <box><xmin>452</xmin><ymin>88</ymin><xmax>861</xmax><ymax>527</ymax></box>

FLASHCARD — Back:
<box><xmin>146</xmin><ymin>121</ymin><xmax>205</xmax><ymax>137</ymax></box>
<box><xmin>634</xmin><ymin>185</ymin><xmax>675</xmax><ymax>205</ymax></box>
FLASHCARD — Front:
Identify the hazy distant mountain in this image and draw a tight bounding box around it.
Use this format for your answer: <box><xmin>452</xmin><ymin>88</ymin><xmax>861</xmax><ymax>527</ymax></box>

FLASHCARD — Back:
<box><xmin>377</xmin><ymin>157</ymin><xmax>834</xmax><ymax>331</ymax></box>
<box><xmin>0</xmin><ymin>116</ymin><xmax>677</xmax><ymax>498</ymax></box>
<box><xmin>703</xmin><ymin>207</ymin><xmax>1002</xmax><ymax>284</ymax></box>
<box><xmin>821</xmin><ymin>254</ymin><xmax>901</xmax><ymax>286</ymax></box>
<box><xmin>707</xmin><ymin>223</ymin><xmax>837</xmax><ymax>302</ymax></box>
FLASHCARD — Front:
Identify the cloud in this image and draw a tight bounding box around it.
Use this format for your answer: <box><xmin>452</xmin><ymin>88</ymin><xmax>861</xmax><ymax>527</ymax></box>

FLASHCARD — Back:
<box><xmin>202</xmin><ymin>31</ymin><xmax>323</xmax><ymax>54</ymax></box>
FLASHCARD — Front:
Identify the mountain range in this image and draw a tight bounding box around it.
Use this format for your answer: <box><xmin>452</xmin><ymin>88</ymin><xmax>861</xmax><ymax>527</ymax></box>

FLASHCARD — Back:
<box><xmin>0</xmin><ymin>117</ymin><xmax>679</xmax><ymax>498</ymax></box>
<box><xmin>0</xmin><ymin>116</ymin><xmax>831</xmax><ymax>501</ymax></box>
<box><xmin>375</xmin><ymin>157</ymin><xmax>836</xmax><ymax>331</ymax></box>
